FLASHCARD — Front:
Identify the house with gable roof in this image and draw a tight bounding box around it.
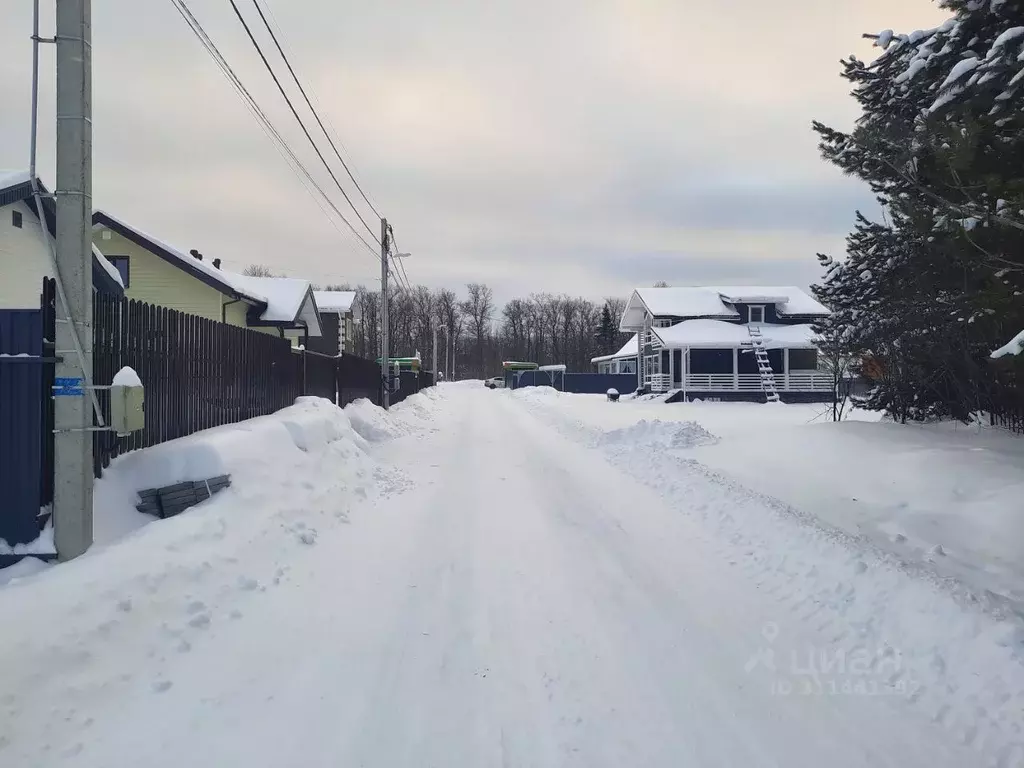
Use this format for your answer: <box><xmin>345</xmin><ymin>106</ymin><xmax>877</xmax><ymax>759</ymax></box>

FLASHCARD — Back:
<box><xmin>614</xmin><ymin>286</ymin><xmax>833</xmax><ymax>403</ymax></box>
<box><xmin>0</xmin><ymin>172</ymin><xmax>124</xmax><ymax>307</ymax></box>
<box><xmin>91</xmin><ymin>210</ymin><xmax>321</xmax><ymax>346</ymax></box>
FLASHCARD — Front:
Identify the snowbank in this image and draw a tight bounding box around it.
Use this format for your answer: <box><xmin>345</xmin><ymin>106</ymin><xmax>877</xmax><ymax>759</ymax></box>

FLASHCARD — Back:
<box><xmin>597</xmin><ymin>419</ymin><xmax>719</xmax><ymax>449</ymax></box>
<box><xmin>91</xmin><ymin>397</ymin><xmax>367</xmax><ymax>544</ymax></box>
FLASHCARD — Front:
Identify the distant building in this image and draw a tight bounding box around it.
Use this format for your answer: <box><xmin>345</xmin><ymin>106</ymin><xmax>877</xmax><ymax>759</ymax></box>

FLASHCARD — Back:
<box><xmin>309</xmin><ymin>291</ymin><xmax>360</xmax><ymax>356</ymax></box>
<box><xmin>614</xmin><ymin>286</ymin><xmax>832</xmax><ymax>403</ymax></box>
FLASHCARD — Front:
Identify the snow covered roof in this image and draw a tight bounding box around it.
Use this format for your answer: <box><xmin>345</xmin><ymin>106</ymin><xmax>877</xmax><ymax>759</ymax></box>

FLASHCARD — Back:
<box><xmin>0</xmin><ymin>169</ymin><xmax>31</xmax><ymax>193</ymax></box>
<box><xmin>92</xmin><ymin>210</ymin><xmax>268</xmax><ymax>306</ymax></box>
<box><xmin>232</xmin><ymin>275</ymin><xmax>322</xmax><ymax>336</ymax></box>
<box><xmin>705</xmin><ymin>286</ymin><xmax>830</xmax><ymax>316</ymax></box>
<box><xmin>92</xmin><ymin>244</ymin><xmax>124</xmax><ymax>289</ymax></box>
<box><xmin>653</xmin><ymin>321</ymin><xmax>818</xmax><ymax>349</ymax></box>
<box><xmin>620</xmin><ymin>286</ymin><xmax>828</xmax><ymax>330</ymax></box>
<box><xmin>313</xmin><ymin>291</ymin><xmax>356</xmax><ymax>314</ymax></box>
<box><xmin>591</xmin><ymin>334</ymin><xmax>638</xmax><ymax>364</ymax></box>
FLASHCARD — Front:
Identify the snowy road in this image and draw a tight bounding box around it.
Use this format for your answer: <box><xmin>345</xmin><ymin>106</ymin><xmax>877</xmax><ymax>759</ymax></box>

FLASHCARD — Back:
<box><xmin>2</xmin><ymin>385</ymin><xmax>1021</xmax><ymax>767</ymax></box>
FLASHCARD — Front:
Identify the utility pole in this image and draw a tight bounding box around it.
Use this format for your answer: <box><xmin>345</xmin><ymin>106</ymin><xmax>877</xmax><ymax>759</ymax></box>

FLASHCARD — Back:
<box><xmin>431</xmin><ymin>323</ymin><xmax>439</xmax><ymax>383</ymax></box>
<box><xmin>53</xmin><ymin>0</ymin><xmax>94</xmax><ymax>559</ymax></box>
<box><xmin>380</xmin><ymin>217</ymin><xmax>389</xmax><ymax>409</ymax></box>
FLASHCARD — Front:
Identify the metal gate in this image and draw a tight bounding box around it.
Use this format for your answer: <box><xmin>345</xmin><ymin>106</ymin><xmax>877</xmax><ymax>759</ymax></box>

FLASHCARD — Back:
<box><xmin>0</xmin><ymin>280</ymin><xmax>55</xmax><ymax>552</ymax></box>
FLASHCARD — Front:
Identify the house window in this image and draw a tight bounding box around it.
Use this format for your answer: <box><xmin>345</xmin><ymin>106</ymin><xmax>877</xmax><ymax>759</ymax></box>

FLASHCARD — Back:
<box><xmin>748</xmin><ymin>305</ymin><xmax>765</xmax><ymax>324</ymax></box>
<box><xmin>108</xmin><ymin>256</ymin><xmax>130</xmax><ymax>288</ymax></box>
<box><xmin>789</xmin><ymin>349</ymin><xmax>818</xmax><ymax>370</ymax></box>
<box><xmin>653</xmin><ymin>318</ymin><xmax>673</xmax><ymax>328</ymax></box>
<box><xmin>12</xmin><ymin>210</ymin><xmax>23</xmax><ymax>228</ymax></box>
<box><xmin>620</xmin><ymin>359</ymin><xmax>636</xmax><ymax>374</ymax></box>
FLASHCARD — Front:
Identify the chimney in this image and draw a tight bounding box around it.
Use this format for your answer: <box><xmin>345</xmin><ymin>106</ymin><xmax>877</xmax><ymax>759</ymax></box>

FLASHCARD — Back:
<box><xmin>212</xmin><ymin>258</ymin><xmax>221</xmax><ymax>269</ymax></box>
<box><xmin>189</xmin><ymin>248</ymin><xmax>203</xmax><ymax>261</ymax></box>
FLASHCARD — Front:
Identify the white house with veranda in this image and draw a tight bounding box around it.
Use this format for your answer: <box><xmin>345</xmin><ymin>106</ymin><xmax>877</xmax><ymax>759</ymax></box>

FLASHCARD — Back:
<box><xmin>606</xmin><ymin>286</ymin><xmax>832</xmax><ymax>403</ymax></box>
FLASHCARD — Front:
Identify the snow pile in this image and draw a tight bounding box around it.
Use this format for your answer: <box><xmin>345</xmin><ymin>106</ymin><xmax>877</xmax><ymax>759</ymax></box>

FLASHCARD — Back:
<box><xmin>597</xmin><ymin>418</ymin><xmax>719</xmax><ymax>449</ymax></box>
<box><xmin>111</xmin><ymin>365</ymin><xmax>142</xmax><ymax>387</ymax></box>
<box><xmin>346</xmin><ymin>399</ymin><xmax>410</xmax><ymax>443</ymax></box>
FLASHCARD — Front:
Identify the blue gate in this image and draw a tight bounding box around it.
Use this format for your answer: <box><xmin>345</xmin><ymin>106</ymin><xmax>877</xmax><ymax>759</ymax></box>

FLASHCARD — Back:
<box><xmin>0</xmin><ymin>296</ymin><xmax>51</xmax><ymax>550</ymax></box>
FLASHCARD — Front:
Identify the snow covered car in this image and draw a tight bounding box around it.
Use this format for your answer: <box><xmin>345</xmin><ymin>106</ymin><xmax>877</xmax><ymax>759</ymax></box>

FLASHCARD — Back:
<box><xmin>484</xmin><ymin>377</ymin><xmax>505</xmax><ymax>389</ymax></box>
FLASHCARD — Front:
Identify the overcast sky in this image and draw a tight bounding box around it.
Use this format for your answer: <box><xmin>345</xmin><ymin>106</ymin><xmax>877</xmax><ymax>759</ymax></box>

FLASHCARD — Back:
<box><xmin>0</xmin><ymin>1</ymin><xmax>946</xmax><ymax>304</ymax></box>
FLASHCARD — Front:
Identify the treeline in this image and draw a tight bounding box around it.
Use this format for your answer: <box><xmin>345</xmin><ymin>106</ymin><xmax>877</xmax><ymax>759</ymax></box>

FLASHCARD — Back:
<box><xmin>321</xmin><ymin>283</ymin><xmax>632</xmax><ymax>380</ymax></box>
<box><xmin>812</xmin><ymin>0</ymin><xmax>1024</xmax><ymax>423</ymax></box>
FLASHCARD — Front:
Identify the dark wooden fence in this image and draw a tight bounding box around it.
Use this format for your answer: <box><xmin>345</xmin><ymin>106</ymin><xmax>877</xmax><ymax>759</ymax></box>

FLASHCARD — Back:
<box><xmin>92</xmin><ymin>291</ymin><xmax>305</xmax><ymax>475</ymax></box>
<box><xmin>338</xmin><ymin>354</ymin><xmax>383</xmax><ymax>407</ymax></box>
<box><xmin>89</xmin><ymin>291</ymin><xmax>406</xmax><ymax>477</ymax></box>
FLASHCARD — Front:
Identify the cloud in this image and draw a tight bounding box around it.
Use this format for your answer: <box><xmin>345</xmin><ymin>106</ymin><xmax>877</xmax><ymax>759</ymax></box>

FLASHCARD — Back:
<box><xmin>0</xmin><ymin>0</ymin><xmax>946</xmax><ymax>307</ymax></box>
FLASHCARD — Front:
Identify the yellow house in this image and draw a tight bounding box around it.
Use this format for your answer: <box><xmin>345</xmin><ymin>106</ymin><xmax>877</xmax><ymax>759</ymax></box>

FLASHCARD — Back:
<box><xmin>91</xmin><ymin>210</ymin><xmax>321</xmax><ymax>345</ymax></box>
<box><xmin>0</xmin><ymin>172</ymin><xmax>124</xmax><ymax>308</ymax></box>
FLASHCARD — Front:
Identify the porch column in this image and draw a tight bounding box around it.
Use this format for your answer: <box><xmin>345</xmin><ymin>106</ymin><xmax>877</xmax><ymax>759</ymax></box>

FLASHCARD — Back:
<box><xmin>669</xmin><ymin>348</ymin><xmax>675</xmax><ymax>390</ymax></box>
<box><xmin>784</xmin><ymin>348</ymin><xmax>790</xmax><ymax>391</ymax></box>
<box><xmin>733</xmin><ymin>348</ymin><xmax>738</xmax><ymax>390</ymax></box>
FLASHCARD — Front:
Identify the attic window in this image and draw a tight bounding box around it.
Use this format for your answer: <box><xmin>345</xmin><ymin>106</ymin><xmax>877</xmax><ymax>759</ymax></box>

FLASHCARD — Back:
<box><xmin>12</xmin><ymin>210</ymin><xmax>23</xmax><ymax>229</ymax></box>
<box><xmin>749</xmin><ymin>305</ymin><xmax>765</xmax><ymax>324</ymax></box>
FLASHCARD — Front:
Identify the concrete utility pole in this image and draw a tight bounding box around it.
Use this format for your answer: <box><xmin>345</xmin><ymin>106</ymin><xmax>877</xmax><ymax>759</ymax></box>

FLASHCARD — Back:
<box><xmin>380</xmin><ymin>217</ymin><xmax>390</xmax><ymax>409</ymax></box>
<box><xmin>52</xmin><ymin>0</ymin><xmax>95</xmax><ymax>560</ymax></box>
<box><xmin>431</xmin><ymin>323</ymin><xmax>439</xmax><ymax>383</ymax></box>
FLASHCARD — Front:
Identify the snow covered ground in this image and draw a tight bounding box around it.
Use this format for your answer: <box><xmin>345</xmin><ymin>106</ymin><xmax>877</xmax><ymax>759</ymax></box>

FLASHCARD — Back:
<box><xmin>522</xmin><ymin>391</ymin><xmax>1024</xmax><ymax>606</ymax></box>
<box><xmin>2</xmin><ymin>384</ymin><xmax>1023</xmax><ymax>767</ymax></box>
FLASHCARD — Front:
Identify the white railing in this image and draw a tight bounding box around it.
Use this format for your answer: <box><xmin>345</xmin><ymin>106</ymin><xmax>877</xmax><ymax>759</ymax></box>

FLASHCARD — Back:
<box><xmin>648</xmin><ymin>374</ymin><xmax>671</xmax><ymax>393</ymax></box>
<box><xmin>681</xmin><ymin>372</ymin><xmax>832</xmax><ymax>392</ymax></box>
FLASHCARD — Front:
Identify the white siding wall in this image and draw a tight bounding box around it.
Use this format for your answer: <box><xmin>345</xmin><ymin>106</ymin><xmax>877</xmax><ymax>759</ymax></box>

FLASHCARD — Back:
<box><xmin>0</xmin><ymin>201</ymin><xmax>51</xmax><ymax>309</ymax></box>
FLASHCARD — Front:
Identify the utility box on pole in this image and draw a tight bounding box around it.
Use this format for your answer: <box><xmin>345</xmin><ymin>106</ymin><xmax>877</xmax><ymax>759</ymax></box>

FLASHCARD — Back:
<box><xmin>53</xmin><ymin>0</ymin><xmax>95</xmax><ymax>560</ymax></box>
<box><xmin>110</xmin><ymin>367</ymin><xmax>145</xmax><ymax>437</ymax></box>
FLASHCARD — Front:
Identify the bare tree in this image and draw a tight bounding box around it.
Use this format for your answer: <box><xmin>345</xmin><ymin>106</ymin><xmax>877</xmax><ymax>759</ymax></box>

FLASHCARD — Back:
<box><xmin>460</xmin><ymin>283</ymin><xmax>494</xmax><ymax>378</ymax></box>
<box><xmin>243</xmin><ymin>264</ymin><xmax>275</xmax><ymax>277</ymax></box>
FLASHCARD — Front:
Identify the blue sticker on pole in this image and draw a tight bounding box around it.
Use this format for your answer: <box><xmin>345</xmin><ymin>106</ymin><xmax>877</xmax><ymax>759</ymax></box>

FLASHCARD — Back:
<box><xmin>54</xmin><ymin>377</ymin><xmax>85</xmax><ymax>396</ymax></box>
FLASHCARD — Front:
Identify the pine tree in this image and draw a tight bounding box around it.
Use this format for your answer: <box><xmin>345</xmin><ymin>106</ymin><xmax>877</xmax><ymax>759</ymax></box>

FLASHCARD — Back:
<box><xmin>595</xmin><ymin>304</ymin><xmax>617</xmax><ymax>356</ymax></box>
<box><xmin>812</xmin><ymin>0</ymin><xmax>1024</xmax><ymax>422</ymax></box>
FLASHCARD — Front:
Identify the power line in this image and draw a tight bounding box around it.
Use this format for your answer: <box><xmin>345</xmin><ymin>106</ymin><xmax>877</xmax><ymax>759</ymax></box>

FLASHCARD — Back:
<box><xmin>226</xmin><ymin>0</ymin><xmax>381</xmax><ymax>245</ymax></box>
<box><xmin>248</xmin><ymin>0</ymin><xmax>382</xmax><ymax>220</ymax></box>
<box><xmin>169</xmin><ymin>0</ymin><xmax>381</xmax><ymax>262</ymax></box>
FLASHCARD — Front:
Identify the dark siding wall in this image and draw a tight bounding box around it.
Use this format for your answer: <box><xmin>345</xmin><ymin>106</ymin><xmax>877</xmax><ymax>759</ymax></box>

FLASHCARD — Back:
<box><xmin>305</xmin><ymin>312</ymin><xmax>340</xmax><ymax>357</ymax></box>
<box><xmin>690</xmin><ymin>349</ymin><xmax>733</xmax><ymax>374</ymax></box>
<box><xmin>732</xmin><ymin>303</ymin><xmax>781</xmax><ymax>324</ymax></box>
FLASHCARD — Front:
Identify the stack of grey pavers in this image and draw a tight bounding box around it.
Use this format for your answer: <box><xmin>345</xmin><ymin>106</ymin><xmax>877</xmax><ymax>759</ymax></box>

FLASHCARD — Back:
<box><xmin>135</xmin><ymin>475</ymin><xmax>232</xmax><ymax>519</ymax></box>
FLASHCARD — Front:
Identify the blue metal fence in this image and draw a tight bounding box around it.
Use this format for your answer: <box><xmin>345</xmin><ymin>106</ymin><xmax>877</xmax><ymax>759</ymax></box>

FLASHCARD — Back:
<box><xmin>0</xmin><ymin>308</ymin><xmax>46</xmax><ymax>547</ymax></box>
<box><xmin>512</xmin><ymin>371</ymin><xmax>637</xmax><ymax>394</ymax></box>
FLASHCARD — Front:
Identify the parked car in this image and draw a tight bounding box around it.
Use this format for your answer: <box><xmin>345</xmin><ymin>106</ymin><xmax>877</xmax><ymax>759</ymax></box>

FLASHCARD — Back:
<box><xmin>485</xmin><ymin>377</ymin><xmax>505</xmax><ymax>389</ymax></box>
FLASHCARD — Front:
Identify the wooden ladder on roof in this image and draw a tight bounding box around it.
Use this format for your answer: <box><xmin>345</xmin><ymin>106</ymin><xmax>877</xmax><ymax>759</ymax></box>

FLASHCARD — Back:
<box><xmin>747</xmin><ymin>325</ymin><xmax>780</xmax><ymax>403</ymax></box>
